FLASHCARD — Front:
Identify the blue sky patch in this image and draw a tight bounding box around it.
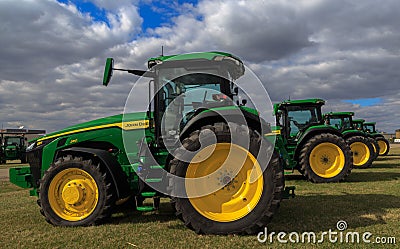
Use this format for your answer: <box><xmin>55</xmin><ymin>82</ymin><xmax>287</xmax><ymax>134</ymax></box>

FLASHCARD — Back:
<box><xmin>58</xmin><ymin>0</ymin><xmax>108</xmax><ymax>23</ymax></box>
<box><xmin>343</xmin><ymin>97</ymin><xmax>382</xmax><ymax>107</ymax></box>
<box><xmin>58</xmin><ymin>0</ymin><xmax>199</xmax><ymax>31</ymax></box>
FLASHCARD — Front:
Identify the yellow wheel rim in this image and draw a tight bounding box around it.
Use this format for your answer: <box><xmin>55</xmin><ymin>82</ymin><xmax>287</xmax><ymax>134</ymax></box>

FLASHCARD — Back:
<box><xmin>309</xmin><ymin>142</ymin><xmax>345</xmax><ymax>178</ymax></box>
<box><xmin>185</xmin><ymin>143</ymin><xmax>263</xmax><ymax>222</ymax></box>
<box><xmin>377</xmin><ymin>140</ymin><xmax>388</xmax><ymax>155</ymax></box>
<box><xmin>350</xmin><ymin>142</ymin><xmax>370</xmax><ymax>166</ymax></box>
<box><xmin>48</xmin><ymin>168</ymin><xmax>99</xmax><ymax>221</ymax></box>
<box><xmin>371</xmin><ymin>143</ymin><xmax>377</xmax><ymax>154</ymax></box>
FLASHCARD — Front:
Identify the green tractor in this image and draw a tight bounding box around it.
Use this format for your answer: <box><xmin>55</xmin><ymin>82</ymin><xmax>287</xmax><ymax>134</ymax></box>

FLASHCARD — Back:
<box><xmin>324</xmin><ymin>112</ymin><xmax>376</xmax><ymax>168</ymax></box>
<box><xmin>9</xmin><ymin>52</ymin><xmax>287</xmax><ymax>235</ymax></box>
<box><xmin>273</xmin><ymin>99</ymin><xmax>353</xmax><ymax>183</ymax></box>
<box><xmin>1</xmin><ymin>136</ymin><xmax>27</xmax><ymax>163</ymax></box>
<box><xmin>353</xmin><ymin>119</ymin><xmax>390</xmax><ymax>156</ymax></box>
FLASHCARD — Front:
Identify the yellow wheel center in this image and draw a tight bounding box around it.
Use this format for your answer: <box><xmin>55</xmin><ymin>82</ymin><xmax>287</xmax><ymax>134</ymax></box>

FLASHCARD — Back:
<box><xmin>48</xmin><ymin>168</ymin><xmax>99</xmax><ymax>221</ymax></box>
<box><xmin>350</xmin><ymin>142</ymin><xmax>370</xmax><ymax>166</ymax></box>
<box><xmin>61</xmin><ymin>181</ymin><xmax>86</xmax><ymax>205</ymax></box>
<box><xmin>378</xmin><ymin>140</ymin><xmax>388</xmax><ymax>155</ymax></box>
<box><xmin>309</xmin><ymin>142</ymin><xmax>345</xmax><ymax>178</ymax></box>
<box><xmin>185</xmin><ymin>143</ymin><xmax>264</xmax><ymax>222</ymax></box>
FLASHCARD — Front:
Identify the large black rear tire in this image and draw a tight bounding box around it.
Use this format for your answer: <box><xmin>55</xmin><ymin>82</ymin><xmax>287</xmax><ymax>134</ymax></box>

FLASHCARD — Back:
<box><xmin>376</xmin><ymin>137</ymin><xmax>390</xmax><ymax>156</ymax></box>
<box><xmin>169</xmin><ymin>123</ymin><xmax>284</xmax><ymax>235</ymax></box>
<box><xmin>299</xmin><ymin>133</ymin><xmax>352</xmax><ymax>183</ymax></box>
<box><xmin>346</xmin><ymin>136</ymin><xmax>374</xmax><ymax>169</ymax></box>
<box><xmin>38</xmin><ymin>155</ymin><xmax>115</xmax><ymax>226</ymax></box>
<box><xmin>367</xmin><ymin>137</ymin><xmax>380</xmax><ymax>160</ymax></box>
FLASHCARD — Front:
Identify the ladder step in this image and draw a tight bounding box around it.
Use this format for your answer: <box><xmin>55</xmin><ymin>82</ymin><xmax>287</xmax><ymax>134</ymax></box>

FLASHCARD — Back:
<box><xmin>150</xmin><ymin>165</ymin><xmax>164</xmax><ymax>169</ymax></box>
<box><xmin>141</xmin><ymin>192</ymin><xmax>157</xmax><ymax>197</ymax></box>
<box><xmin>136</xmin><ymin>206</ymin><xmax>154</xmax><ymax>212</ymax></box>
<box><xmin>145</xmin><ymin>178</ymin><xmax>162</xmax><ymax>183</ymax></box>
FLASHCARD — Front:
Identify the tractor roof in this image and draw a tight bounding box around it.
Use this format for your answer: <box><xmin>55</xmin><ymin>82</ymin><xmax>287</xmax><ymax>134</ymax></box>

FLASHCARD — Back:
<box><xmin>353</xmin><ymin>119</ymin><xmax>365</xmax><ymax>123</ymax></box>
<box><xmin>279</xmin><ymin>98</ymin><xmax>325</xmax><ymax>105</ymax></box>
<box><xmin>148</xmin><ymin>51</ymin><xmax>241</xmax><ymax>63</ymax></box>
<box><xmin>324</xmin><ymin>111</ymin><xmax>354</xmax><ymax>117</ymax></box>
<box><xmin>364</xmin><ymin>122</ymin><xmax>376</xmax><ymax>125</ymax></box>
<box><xmin>147</xmin><ymin>51</ymin><xmax>245</xmax><ymax>79</ymax></box>
<box><xmin>274</xmin><ymin>99</ymin><xmax>325</xmax><ymax>114</ymax></box>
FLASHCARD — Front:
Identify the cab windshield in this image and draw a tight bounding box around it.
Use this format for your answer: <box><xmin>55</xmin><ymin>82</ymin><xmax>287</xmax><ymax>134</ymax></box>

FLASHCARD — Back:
<box><xmin>364</xmin><ymin>124</ymin><xmax>376</xmax><ymax>133</ymax></box>
<box><xmin>329</xmin><ymin>117</ymin><xmax>352</xmax><ymax>130</ymax></box>
<box><xmin>286</xmin><ymin>106</ymin><xmax>321</xmax><ymax>137</ymax></box>
<box><xmin>157</xmin><ymin>68</ymin><xmax>232</xmax><ymax>141</ymax></box>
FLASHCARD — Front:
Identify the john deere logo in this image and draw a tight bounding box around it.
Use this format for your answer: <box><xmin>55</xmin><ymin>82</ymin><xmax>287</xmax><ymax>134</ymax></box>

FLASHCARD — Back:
<box><xmin>122</xmin><ymin>120</ymin><xmax>149</xmax><ymax>130</ymax></box>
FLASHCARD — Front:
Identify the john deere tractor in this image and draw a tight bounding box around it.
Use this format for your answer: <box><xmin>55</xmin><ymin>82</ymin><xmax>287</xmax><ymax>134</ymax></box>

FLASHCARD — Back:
<box><xmin>324</xmin><ymin>112</ymin><xmax>376</xmax><ymax>168</ymax></box>
<box><xmin>1</xmin><ymin>136</ymin><xmax>27</xmax><ymax>163</ymax></box>
<box><xmin>9</xmin><ymin>52</ymin><xmax>286</xmax><ymax>235</ymax></box>
<box><xmin>273</xmin><ymin>99</ymin><xmax>353</xmax><ymax>183</ymax></box>
<box><xmin>353</xmin><ymin>119</ymin><xmax>390</xmax><ymax>156</ymax></box>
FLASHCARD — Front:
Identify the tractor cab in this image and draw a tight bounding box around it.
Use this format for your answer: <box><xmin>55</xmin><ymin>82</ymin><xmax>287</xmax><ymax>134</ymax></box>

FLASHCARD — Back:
<box><xmin>104</xmin><ymin>52</ymin><xmax>247</xmax><ymax>148</ymax></box>
<box><xmin>353</xmin><ymin>119</ymin><xmax>366</xmax><ymax>131</ymax></box>
<box><xmin>324</xmin><ymin>112</ymin><xmax>355</xmax><ymax>132</ymax></box>
<box><xmin>275</xmin><ymin>99</ymin><xmax>324</xmax><ymax>143</ymax></box>
<box><xmin>364</xmin><ymin>122</ymin><xmax>377</xmax><ymax>134</ymax></box>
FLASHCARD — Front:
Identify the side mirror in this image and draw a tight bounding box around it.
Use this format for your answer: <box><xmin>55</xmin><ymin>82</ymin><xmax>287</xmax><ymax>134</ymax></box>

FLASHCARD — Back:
<box><xmin>103</xmin><ymin>58</ymin><xmax>114</xmax><ymax>86</ymax></box>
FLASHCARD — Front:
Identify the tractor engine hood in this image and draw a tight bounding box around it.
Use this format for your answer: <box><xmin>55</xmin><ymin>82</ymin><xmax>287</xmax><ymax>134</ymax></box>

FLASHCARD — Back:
<box><xmin>33</xmin><ymin>112</ymin><xmax>148</xmax><ymax>145</ymax></box>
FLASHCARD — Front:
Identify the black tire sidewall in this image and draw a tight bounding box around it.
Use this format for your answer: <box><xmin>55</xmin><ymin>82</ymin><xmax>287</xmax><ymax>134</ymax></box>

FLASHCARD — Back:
<box><xmin>170</xmin><ymin>123</ymin><xmax>283</xmax><ymax>234</ymax></box>
<box><xmin>346</xmin><ymin>136</ymin><xmax>374</xmax><ymax>169</ymax></box>
<box><xmin>300</xmin><ymin>133</ymin><xmax>352</xmax><ymax>183</ymax></box>
<box><xmin>39</xmin><ymin>158</ymin><xmax>109</xmax><ymax>226</ymax></box>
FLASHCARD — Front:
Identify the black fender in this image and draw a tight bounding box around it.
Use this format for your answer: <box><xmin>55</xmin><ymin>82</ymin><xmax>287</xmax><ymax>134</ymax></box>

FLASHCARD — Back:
<box><xmin>60</xmin><ymin>147</ymin><xmax>131</xmax><ymax>199</ymax></box>
<box><xmin>295</xmin><ymin>126</ymin><xmax>344</xmax><ymax>161</ymax></box>
<box><xmin>372</xmin><ymin>133</ymin><xmax>385</xmax><ymax>139</ymax></box>
<box><xmin>342</xmin><ymin>130</ymin><xmax>367</xmax><ymax>140</ymax></box>
<box><xmin>179</xmin><ymin>108</ymin><xmax>268</xmax><ymax>140</ymax></box>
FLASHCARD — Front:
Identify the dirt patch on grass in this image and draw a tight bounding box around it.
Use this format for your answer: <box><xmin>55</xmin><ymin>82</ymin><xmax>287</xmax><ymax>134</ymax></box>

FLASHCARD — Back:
<box><xmin>0</xmin><ymin>169</ymin><xmax>9</xmax><ymax>180</ymax></box>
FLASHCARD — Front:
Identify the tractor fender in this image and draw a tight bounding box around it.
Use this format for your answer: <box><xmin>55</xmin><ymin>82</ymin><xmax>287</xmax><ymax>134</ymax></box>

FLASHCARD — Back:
<box><xmin>342</xmin><ymin>130</ymin><xmax>366</xmax><ymax>139</ymax></box>
<box><xmin>294</xmin><ymin>126</ymin><xmax>343</xmax><ymax>161</ymax></box>
<box><xmin>372</xmin><ymin>133</ymin><xmax>385</xmax><ymax>139</ymax></box>
<box><xmin>60</xmin><ymin>147</ymin><xmax>131</xmax><ymax>199</ymax></box>
<box><xmin>179</xmin><ymin>108</ymin><xmax>267</xmax><ymax>140</ymax></box>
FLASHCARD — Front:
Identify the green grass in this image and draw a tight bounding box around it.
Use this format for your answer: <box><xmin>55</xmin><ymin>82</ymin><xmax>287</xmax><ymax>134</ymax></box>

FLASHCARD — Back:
<box><xmin>1</xmin><ymin>148</ymin><xmax>399</xmax><ymax>248</ymax></box>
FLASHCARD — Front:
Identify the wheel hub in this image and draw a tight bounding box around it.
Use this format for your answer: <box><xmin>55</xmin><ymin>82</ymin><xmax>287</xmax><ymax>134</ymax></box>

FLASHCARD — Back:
<box><xmin>62</xmin><ymin>180</ymin><xmax>86</xmax><ymax>205</ymax></box>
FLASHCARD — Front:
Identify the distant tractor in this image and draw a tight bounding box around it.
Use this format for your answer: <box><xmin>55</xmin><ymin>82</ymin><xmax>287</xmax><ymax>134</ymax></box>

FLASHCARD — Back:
<box><xmin>9</xmin><ymin>52</ymin><xmax>288</xmax><ymax>235</ymax></box>
<box><xmin>324</xmin><ymin>112</ymin><xmax>375</xmax><ymax>168</ymax></box>
<box><xmin>1</xmin><ymin>136</ymin><xmax>27</xmax><ymax>163</ymax></box>
<box><xmin>353</xmin><ymin>120</ymin><xmax>390</xmax><ymax>156</ymax></box>
<box><xmin>1</xmin><ymin>129</ymin><xmax>46</xmax><ymax>164</ymax></box>
<box><xmin>273</xmin><ymin>99</ymin><xmax>353</xmax><ymax>183</ymax></box>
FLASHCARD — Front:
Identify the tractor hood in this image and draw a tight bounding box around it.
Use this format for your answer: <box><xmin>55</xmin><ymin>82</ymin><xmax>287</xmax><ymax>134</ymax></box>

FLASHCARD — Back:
<box><xmin>36</xmin><ymin>112</ymin><xmax>148</xmax><ymax>143</ymax></box>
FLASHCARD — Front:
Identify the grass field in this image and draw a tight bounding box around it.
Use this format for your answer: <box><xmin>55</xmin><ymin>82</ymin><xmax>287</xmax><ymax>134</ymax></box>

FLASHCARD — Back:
<box><xmin>0</xmin><ymin>147</ymin><xmax>399</xmax><ymax>248</ymax></box>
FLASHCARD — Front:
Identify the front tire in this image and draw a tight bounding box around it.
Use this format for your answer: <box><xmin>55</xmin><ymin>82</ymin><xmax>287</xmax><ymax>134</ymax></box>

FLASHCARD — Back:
<box><xmin>38</xmin><ymin>155</ymin><xmax>115</xmax><ymax>226</ymax></box>
<box><xmin>299</xmin><ymin>133</ymin><xmax>352</xmax><ymax>183</ymax></box>
<box><xmin>169</xmin><ymin>123</ymin><xmax>284</xmax><ymax>234</ymax></box>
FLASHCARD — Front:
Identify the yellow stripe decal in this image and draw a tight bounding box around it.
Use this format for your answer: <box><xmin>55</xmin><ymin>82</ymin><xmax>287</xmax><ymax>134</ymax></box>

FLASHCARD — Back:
<box><xmin>38</xmin><ymin>120</ymin><xmax>149</xmax><ymax>141</ymax></box>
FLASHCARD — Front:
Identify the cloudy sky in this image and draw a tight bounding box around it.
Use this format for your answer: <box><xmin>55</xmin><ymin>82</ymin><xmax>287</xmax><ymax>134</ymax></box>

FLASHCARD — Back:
<box><xmin>1</xmin><ymin>0</ymin><xmax>399</xmax><ymax>133</ymax></box>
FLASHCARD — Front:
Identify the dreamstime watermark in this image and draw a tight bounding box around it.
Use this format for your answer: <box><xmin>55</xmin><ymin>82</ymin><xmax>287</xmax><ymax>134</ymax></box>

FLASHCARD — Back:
<box><xmin>257</xmin><ymin>220</ymin><xmax>396</xmax><ymax>245</ymax></box>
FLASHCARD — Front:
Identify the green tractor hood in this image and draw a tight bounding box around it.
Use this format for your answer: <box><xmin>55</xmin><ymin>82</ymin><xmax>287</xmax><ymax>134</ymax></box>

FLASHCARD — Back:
<box><xmin>37</xmin><ymin>112</ymin><xmax>148</xmax><ymax>142</ymax></box>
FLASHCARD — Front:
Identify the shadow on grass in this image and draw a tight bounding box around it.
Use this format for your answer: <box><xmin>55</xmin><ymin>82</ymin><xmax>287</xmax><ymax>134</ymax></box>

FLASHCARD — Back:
<box><xmin>269</xmin><ymin>193</ymin><xmax>400</xmax><ymax>233</ymax></box>
<box><xmin>347</xmin><ymin>171</ymin><xmax>400</xmax><ymax>182</ymax></box>
<box><xmin>109</xmin><ymin>201</ymin><xmax>176</xmax><ymax>225</ymax></box>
